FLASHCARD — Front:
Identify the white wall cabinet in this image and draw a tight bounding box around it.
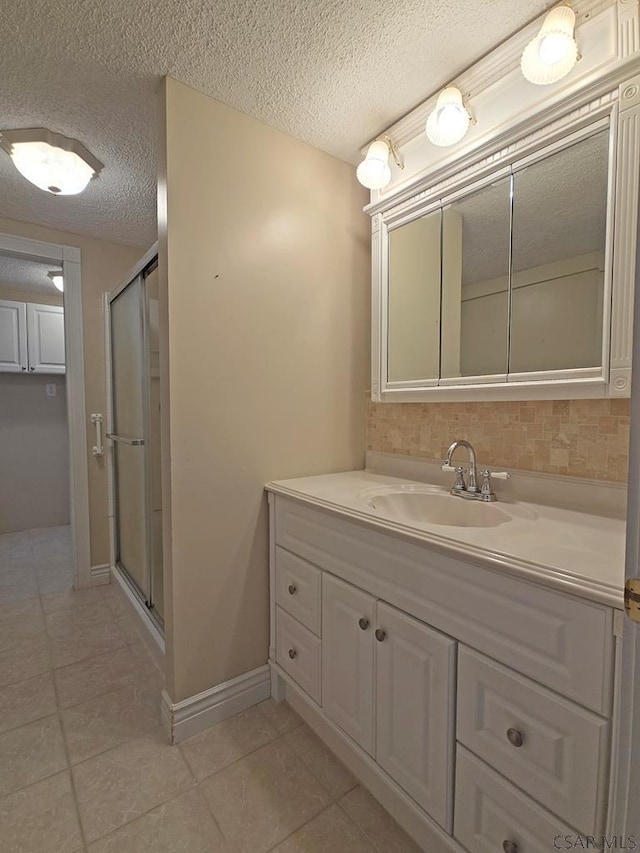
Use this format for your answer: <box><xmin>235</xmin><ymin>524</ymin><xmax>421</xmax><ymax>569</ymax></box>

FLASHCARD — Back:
<box><xmin>26</xmin><ymin>303</ymin><xmax>65</xmax><ymax>374</ymax></box>
<box><xmin>0</xmin><ymin>300</ymin><xmax>65</xmax><ymax>374</ymax></box>
<box><xmin>269</xmin><ymin>495</ymin><xmax>617</xmax><ymax>853</ymax></box>
<box><xmin>0</xmin><ymin>299</ymin><xmax>27</xmax><ymax>372</ymax></box>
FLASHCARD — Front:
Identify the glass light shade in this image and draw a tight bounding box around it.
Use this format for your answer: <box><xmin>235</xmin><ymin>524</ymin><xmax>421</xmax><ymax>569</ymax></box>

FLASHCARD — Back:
<box><xmin>0</xmin><ymin>129</ymin><xmax>103</xmax><ymax>195</ymax></box>
<box><xmin>48</xmin><ymin>272</ymin><xmax>64</xmax><ymax>292</ymax></box>
<box><xmin>11</xmin><ymin>141</ymin><xmax>95</xmax><ymax>195</ymax></box>
<box><xmin>426</xmin><ymin>87</ymin><xmax>471</xmax><ymax>147</ymax></box>
<box><xmin>521</xmin><ymin>5</ymin><xmax>578</xmax><ymax>85</ymax></box>
<box><xmin>356</xmin><ymin>140</ymin><xmax>392</xmax><ymax>190</ymax></box>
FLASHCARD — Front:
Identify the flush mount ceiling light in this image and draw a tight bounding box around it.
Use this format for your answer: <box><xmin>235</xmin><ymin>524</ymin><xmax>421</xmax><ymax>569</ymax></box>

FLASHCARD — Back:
<box><xmin>356</xmin><ymin>135</ymin><xmax>404</xmax><ymax>190</ymax></box>
<box><xmin>47</xmin><ymin>271</ymin><xmax>64</xmax><ymax>292</ymax></box>
<box><xmin>425</xmin><ymin>86</ymin><xmax>474</xmax><ymax>147</ymax></box>
<box><xmin>0</xmin><ymin>128</ymin><xmax>103</xmax><ymax>195</ymax></box>
<box><xmin>521</xmin><ymin>3</ymin><xmax>579</xmax><ymax>85</ymax></box>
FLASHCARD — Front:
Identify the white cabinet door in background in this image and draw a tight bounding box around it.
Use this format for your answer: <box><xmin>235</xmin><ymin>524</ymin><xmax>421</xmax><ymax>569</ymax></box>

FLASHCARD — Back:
<box><xmin>375</xmin><ymin>601</ymin><xmax>456</xmax><ymax>831</ymax></box>
<box><xmin>322</xmin><ymin>573</ymin><xmax>375</xmax><ymax>755</ymax></box>
<box><xmin>27</xmin><ymin>303</ymin><xmax>65</xmax><ymax>373</ymax></box>
<box><xmin>0</xmin><ymin>300</ymin><xmax>27</xmax><ymax>372</ymax></box>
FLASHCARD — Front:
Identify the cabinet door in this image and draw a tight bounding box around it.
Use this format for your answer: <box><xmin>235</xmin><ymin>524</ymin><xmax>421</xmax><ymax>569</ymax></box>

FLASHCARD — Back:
<box><xmin>27</xmin><ymin>303</ymin><xmax>65</xmax><ymax>373</ymax></box>
<box><xmin>376</xmin><ymin>601</ymin><xmax>456</xmax><ymax>830</ymax></box>
<box><xmin>0</xmin><ymin>300</ymin><xmax>27</xmax><ymax>372</ymax></box>
<box><xmin>322</xmin><ymin>573</ymin><xmax>375</xmax><ymax>755</ymax></box>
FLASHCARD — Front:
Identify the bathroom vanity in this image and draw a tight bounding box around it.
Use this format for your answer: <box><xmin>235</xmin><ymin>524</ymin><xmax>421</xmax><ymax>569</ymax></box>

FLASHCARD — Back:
<box><xmin>266</xmin><ymin>462</ymin><xmax>625</xmax><ymax>853</ymax></box>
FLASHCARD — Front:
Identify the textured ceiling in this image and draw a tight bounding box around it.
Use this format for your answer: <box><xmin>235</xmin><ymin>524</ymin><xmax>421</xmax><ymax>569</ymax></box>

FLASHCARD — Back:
<box><xmin>456</xmin><ymin>130</ymin><xmax>609</xmax><ymax>286</ymax></box>
<box><xmin>0</xmin><ymin>254</ymin><xmax>62</xmax><ymax>296</ymax></box>
<box><xmin>0</xmin><ymin>0</ymin><xmax>551</xmax><ymax>248</ymax></box>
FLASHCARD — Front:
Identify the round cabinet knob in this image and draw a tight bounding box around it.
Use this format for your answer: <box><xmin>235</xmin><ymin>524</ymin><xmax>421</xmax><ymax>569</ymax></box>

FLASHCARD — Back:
<box><xmin>288</xmin><ymin>584</ymin><xmax>297</xmax><ymax>595</ymax></box>
<box><xmin>288</xmin><ymin>648</ymin><xmax>297</xmax><ymax>659</ymax></box>
<box><xmin>506</xmin><ymin>727</ymin><xmax>524</xmax><ymax>748</ymax></box>
<box><xmin>375</xmin><ymin>628</ymin><xmax>386</xmax><ymax>642</ymax></box>
<box><xmin>21</xmin><ymin>366</ymin><xmax>26</xmax><ymax>371</ymax></box>
<box><xmin>29</xmin><ymin>366</ymin><xmax>35</xmax><ymax>371</ymax></box>
<box><xmin>358</xmin><ymin>618</ymin><xmax>369</xmax><ymax>630</ymax></box>
<box><xmin>503</xmin><ymin>841</ymin><xmax>519</xmax><ymax>853</ymax></box>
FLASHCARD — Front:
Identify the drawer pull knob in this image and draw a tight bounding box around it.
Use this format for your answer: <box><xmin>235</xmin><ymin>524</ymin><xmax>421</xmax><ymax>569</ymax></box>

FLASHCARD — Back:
<box><xmin>359</xmin><ymin>618</ymin><xmax>370</xmax><ymax>630</ymax></box>
<box><xmin>507</xmin><ymin>728</ymin><xmax>524</xmax><ymax>748</ymax></box>
<box><xmin>503</xmin><ymin>841</ymin><xmax>518</xmax><ymax>853</ymax></box>
<box><xmin>288</xmin><ymin>584</ymin><xmax>297</xmax><ymax>595</ymax></box>
<box><xmin>375</xmin><ymin>628</ymin><xmax>386</xmax><ymax>642</ymax></box>
<box><xmin>288</xmin><ymin>648</ymin><xmax>297</xmax><ymax>659</ymax></box>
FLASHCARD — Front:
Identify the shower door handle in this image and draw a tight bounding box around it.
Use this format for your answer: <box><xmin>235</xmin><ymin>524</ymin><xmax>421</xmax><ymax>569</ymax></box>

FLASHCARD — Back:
<box><xmin>91</xmin><ymin>413</ymin><xmax>104</xmax><ymax>456</ymax></box>
<box><xmin>106</xmin><ymin>433</ymin><xmax>145</xmax><ymax>446</ymax></box>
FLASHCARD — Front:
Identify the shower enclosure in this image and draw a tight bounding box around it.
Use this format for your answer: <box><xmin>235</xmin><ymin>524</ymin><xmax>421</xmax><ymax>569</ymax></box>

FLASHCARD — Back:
<box><xmin>107</xmin><ymin>249</ymin><xmax>163</xmax><ymax>628</ymax></box>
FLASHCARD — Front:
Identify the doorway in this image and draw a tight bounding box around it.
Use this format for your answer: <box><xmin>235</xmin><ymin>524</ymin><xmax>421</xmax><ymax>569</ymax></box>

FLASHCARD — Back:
<box><xmin>107</xmin><ymin>249</ymin><xmax>163</xmax><ymax>630</ymax></box>
<box><xmin>0</xmin><ymin>231</ymin><xmax>90</xmax><ymax>589</ymax></box>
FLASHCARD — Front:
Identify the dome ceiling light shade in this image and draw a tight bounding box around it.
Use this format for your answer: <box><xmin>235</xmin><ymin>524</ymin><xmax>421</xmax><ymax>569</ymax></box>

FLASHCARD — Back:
<box><xmin>426</xmin><ymin>87</ymin><xmax>474</xmax><ymax>147</ymax></box>
<box><xmin>356</xmin><ymin>135</ymin><xmax>404</xmax><ymax>190</ymax></box>
<box><xmin>47</xmin><ymin>271</ymin><xmax>64</xmax><ymax>292</ymax></box>
<box><xmin>521</xmin><ymin>3</ymin><xmax>579</xmax><ymax>85</ymax></box>
<box><xmin>0</xmin><ymin>128</ymin><xmax>103</xmax><ymax>195</ymax></box>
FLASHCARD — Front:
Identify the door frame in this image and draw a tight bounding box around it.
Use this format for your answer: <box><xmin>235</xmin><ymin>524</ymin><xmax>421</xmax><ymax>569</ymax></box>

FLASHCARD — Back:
<box><xmin>612</xmin><ymin>209</ymin><xmax>640</xmax><ymax>835</ymax></box>
<box><xmin>0</xmin><ymin>231</ymin><xmax>90</xmax><ymax>589</ymax></box>
<box><xmin>104</xmin><ymin>243</ymin><xmax>162</xmax><ymax>646</ymax></box>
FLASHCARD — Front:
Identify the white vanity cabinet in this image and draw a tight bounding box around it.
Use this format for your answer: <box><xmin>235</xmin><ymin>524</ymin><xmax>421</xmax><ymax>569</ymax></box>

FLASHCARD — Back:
<box><xmin>268</xmin><ymin>493</ymin><xmax>618</xmax><ymax>853</ymax></box>
<box><xmin>375</xmin><ymin>600</ymin><xmax>456</xmax><ymax>826</ymax></box>
<box><xmin>321</xmin><ymin>574</ymin><xmax>457</xmax><ymax>826</ymax></box>
<box><xmin>322</xmin><ymin>573</ymin><xmax>376</xmax><ymax>755</ymax></box>
<box><xmin>0</xmin><ymin>299</ymin><xmax>65</xmax><ymax>374</ymax></box>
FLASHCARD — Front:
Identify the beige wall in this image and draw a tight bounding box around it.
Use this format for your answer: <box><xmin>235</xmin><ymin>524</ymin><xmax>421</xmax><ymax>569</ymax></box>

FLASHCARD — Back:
<box><xmin>159</xmin><ymin>77</ymin><xmax>370</xmax><ymax>702</ymax></box>
<box><xmin>388</xmin><ymin>211</ymin><xmax>441</xmax><ymax>381</ymax></box>
<box><xmin>0</xmin><ymin>374</ymin><xmax>69</xmax><ymax>533</ymax></box>
<box><xmin>460</xmin><ymin>252</ymin><xmax>604</xmax><ymax>376</ymax></box>
<box><xmin>0</xmin><ymin>217</ymin><xmax>144</xmax><ymax>566</ymax></box>
<box><xmin>0</xmin><ymin>285</ymin><xmax>63</xmax><ymax>307</ymax></box>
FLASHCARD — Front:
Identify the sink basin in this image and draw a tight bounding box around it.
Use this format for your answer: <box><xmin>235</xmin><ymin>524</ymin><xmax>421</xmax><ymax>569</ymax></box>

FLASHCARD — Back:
<box><xmin>363</xmin><ymin>486</ymin><xmax>511</xmax><ymax>528</ymax></box>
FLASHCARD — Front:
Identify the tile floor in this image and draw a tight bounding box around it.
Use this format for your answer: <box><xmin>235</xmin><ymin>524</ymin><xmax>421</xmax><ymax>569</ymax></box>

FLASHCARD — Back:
<box><xmin>0</xmin><ymin>525</ymin><xmax>422</xmax><ymax>853</ymax></box>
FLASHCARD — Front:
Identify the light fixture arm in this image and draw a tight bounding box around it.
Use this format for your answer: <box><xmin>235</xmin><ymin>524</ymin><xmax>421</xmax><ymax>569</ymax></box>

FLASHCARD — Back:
<box><xmin>378</xmin><ymin>135</ymin><xmax>404</xmax><ymax>170</ymax></box>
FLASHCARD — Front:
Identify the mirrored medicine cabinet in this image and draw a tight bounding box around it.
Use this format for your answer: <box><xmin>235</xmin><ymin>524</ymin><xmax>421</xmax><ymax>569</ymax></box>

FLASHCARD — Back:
<box><xmin>370</xmin><ymin>86</ymin><xmax>640</xmax><ymax>403</ymax></box>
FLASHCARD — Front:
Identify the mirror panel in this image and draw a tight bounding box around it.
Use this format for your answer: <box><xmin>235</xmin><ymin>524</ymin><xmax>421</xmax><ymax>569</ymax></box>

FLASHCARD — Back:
<box><xmin>509</xmin><ymin>131</ymin><xmax>609</xmax><ymax>374</ymax></box>
<box><xmin>387</xmin><ymin>209</ymin><xmax>442</xmax><ymax>383</ymax></box>
<box><xmin>441</xmin><ymin>177</ymin><xmax>512</xmax><ymax>379</ymax></box>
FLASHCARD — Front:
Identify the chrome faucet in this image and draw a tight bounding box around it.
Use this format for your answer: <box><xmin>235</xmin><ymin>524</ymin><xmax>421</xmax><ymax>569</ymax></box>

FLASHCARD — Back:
<box><xmin>444</xmin><ymin>440</ymin><xmax>479</xmax><ymax>494</ymax></box>
<box><xmin>442</xmin><ymin>439</ymin><xmax>510</xmax><ymax>502</ymax></box>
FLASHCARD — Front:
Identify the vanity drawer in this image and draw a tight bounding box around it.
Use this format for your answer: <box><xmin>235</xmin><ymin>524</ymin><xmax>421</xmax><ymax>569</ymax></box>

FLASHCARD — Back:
<box><xmin>276</xmin><ymin>606</ymin><xmax>321</xmax><ymax>704</ymax></box>
<box><xmin>457</xmin><ymin>646</ymin><xmax>608</xmax><ymax>834</ymax></box>
<box><xmin>455</xmin><ymin>745</ymin><xmax>577</xmax><ymax>853</ymax></box>
<box><xmin>275</xmin><ymin>547</ymin><xmax>321</xmax><ymax>636</ymax></box>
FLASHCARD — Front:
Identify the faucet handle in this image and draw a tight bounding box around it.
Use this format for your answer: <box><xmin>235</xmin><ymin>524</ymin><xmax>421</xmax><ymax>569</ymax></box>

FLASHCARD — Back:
<box><xmin>480</xmin><ymin>469</ymin><xmax>511</xmax><ymax>497</ymax></box>
<box><xmin>480</xmin><ymin>469</ymin><xmax>511</xmax><ymax>480</ymax></box>
<box><xmin>446</xmin><ymin>465</ymin><xmax>466</xmax><ymax>490</ymax></box>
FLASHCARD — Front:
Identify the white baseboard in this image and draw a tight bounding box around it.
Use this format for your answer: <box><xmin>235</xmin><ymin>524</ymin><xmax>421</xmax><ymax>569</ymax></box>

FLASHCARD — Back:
<box><xmin>161</xmin><ymin>664</ymin><xmax>271</xmax><ymax>744</ymax></box>
<box><xmin>274</xmin><ymin>663</ymin><xmax>460</xmax><ymax>853</ymax></box>
<box><xmin>90</xmin><ymin>563</ymin><xmax>110</xmax><ymax>586</ymax></box>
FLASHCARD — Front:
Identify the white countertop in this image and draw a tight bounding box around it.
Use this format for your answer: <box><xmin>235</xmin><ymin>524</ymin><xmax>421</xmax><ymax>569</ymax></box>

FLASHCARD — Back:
<box><xmin>266</xmin><ymin>469</ymin><xmax>626</xmax><ymax>609</ymax></box>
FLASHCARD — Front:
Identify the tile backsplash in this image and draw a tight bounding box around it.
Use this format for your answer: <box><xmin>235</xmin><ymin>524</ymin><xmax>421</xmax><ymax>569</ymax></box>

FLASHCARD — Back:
<box><xmin>367</xmin><ymin>399</ymin><xmax>631</xmax><ymax>482</ymax></box>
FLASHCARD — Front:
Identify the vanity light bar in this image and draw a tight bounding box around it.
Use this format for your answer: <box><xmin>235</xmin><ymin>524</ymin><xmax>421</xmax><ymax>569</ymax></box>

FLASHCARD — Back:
<box><xmin>357</xmin><ymin>2</ymin><xmax>583</xmax><ymax>185</ymax></box>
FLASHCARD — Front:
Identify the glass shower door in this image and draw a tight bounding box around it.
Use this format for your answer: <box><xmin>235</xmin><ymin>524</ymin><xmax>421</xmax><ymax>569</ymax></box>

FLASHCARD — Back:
<box><xmin>108</xmin><ymin>260</ymin><xmax>162</xmax><ymax>625</ymax></box>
